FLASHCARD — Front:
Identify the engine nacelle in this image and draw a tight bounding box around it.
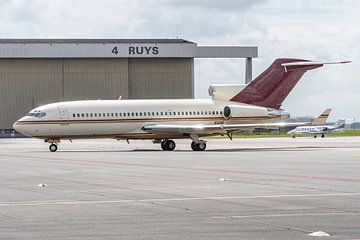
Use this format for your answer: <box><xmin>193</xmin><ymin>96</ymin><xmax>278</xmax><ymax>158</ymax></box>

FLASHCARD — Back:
<box><xmin>223</xmin><ymin>105</ymin><xmax>269</xmax><ymax>119</ymax></box>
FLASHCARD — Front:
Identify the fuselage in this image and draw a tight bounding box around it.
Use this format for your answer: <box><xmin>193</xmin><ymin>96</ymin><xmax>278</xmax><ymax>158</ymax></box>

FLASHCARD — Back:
<box><xmin>287</xmin><ymin>124</ymin><xmax>345</xmax><ymax>135</ymax></box>
<box><xmin>14</xmin><ymin>99</ymin><xmax>288</xmax><ymax>141</ymax></box>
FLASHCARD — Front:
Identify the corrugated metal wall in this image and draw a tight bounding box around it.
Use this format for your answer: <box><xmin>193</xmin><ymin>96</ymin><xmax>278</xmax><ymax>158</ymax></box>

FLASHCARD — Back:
<box><xmin>0</xmin><ymin>58</ymin><xmax>193</xmax><ymax>129</ymax></box>
<box><xmin>129</xmin><ymin>58</ymin><xmax>193</xmax><ymax>99</ymax></box>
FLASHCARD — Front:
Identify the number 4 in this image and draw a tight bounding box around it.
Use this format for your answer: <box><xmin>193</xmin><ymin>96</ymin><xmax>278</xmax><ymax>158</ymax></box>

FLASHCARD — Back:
<box><xmin>112</xmin><ymin>47</ymin><xmax>118</xmax><ymax>55</ymax></box>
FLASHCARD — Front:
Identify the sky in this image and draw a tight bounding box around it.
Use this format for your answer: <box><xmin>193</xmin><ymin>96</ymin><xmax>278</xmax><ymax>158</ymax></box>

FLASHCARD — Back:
<box><xmin>0</xmin><ymin>0</ymin><xmax>359</xmax><ymax>121</ymax></box>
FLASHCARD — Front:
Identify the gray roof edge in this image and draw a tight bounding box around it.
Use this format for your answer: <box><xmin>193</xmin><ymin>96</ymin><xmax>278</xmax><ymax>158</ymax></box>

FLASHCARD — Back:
<box><xmin>0</xmin><ymin>38</ymin><xmax>195</xmax><ymax>44</ymax></box>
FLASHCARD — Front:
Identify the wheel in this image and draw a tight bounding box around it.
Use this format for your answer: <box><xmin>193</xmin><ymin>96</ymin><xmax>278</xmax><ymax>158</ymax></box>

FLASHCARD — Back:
<box><xmin>49</xmin><ymin>144</ymin><xmax>58</xmax><ymax>152</ymax></box>
<box><xmin>292</xmin><ymin>135</ymin><xmax>296</xmax><ymax>138</ymax></box>
<box><xmin>321</xmin><ymin>134</ymin><xmax>325</xmax><ymax>138</ymax></box>
<box><xmin>191</xmin><ymin>141</ymin><xmax>206</xmax><ymax>151</ymax></box>
<box><xmin>161</xmin><ymin>140</ymin><xmax>168</xmax><ymax>150</ymax></box>
<box><xmin>314</xmin><ymin>135</ymin><xmax>317</xmax><ymax>138</ymax></box>
<box><xmin>166</xmin><ymin>140</ymin><xmax>176</xmax><ymax>151</ymax></box>
<box><xmin>161</xmin><ymin>140</ymin><xmax>176</xmax><ymax>151</ymax></box>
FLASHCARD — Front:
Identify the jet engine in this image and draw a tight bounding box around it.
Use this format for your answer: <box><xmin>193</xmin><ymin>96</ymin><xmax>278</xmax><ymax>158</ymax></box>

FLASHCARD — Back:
<box><xmin>223</xmin><ymin>105</ymin><xmax>268</xmax><ymax>119</ymax></box>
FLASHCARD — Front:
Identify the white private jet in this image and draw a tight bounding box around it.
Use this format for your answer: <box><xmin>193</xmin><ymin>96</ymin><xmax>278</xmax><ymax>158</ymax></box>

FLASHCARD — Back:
<box><xmin>288</xmin><ymin>108</ymin><xmax>346</xmax><ymax>138</ymax></box>
<box><xmin>13</xmin><ymin>58</ymin><xmax>350</xmax><ymax>152</ymax></box>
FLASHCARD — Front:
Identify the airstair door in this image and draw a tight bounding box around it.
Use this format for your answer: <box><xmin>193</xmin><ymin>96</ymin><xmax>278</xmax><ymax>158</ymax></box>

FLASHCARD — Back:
<box><xmin>58</xmin><ymin>106</ymin><xmax>69</xmax><ymax>125</ymax></box>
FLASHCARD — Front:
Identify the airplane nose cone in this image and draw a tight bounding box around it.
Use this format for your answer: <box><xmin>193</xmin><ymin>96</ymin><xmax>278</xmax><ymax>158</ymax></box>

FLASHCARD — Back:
<box><xmin>13</xmin><ymin>121</ymin><xmax>19</xmax><ymax>132</ymax></box>
<box><xmin>13</xmin><ymin>119</ymin><xmax>31</xmax><ymax>136</ymax></box>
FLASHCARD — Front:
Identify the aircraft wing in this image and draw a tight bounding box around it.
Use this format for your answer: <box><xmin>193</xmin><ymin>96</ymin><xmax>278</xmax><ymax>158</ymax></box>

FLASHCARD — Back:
<box><xmin>141</xmin><ymin>122</ymin><xmax>311</xmax><ymax>135</ymax></box>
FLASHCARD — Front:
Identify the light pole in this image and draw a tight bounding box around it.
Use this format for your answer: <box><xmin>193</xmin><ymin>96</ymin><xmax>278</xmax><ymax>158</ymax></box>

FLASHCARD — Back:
<box><xmin>354</xmin><ymin>118</ymin><xmax>356</xmax><ymax>131</ymax></box>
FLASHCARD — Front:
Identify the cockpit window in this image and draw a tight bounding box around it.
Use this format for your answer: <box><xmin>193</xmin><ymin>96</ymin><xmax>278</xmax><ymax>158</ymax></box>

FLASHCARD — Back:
<box><xmin>27</xmin><ymin>110</ymin><xmax>46</xmax><ymax>118</ymax></box>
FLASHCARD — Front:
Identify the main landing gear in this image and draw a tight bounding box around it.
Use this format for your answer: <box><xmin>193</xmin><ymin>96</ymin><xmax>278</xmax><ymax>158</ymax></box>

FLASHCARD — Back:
<box><xmin>191</xmin><ymin>141</ymin><xmax>206</xmax><ymax>151</ymax></box>
<box><xmin>161</xmin><ymin>139</ymin><xmax>176</xmax><ymax>151</ymax></box>
<box><xmin>159</xmin><ymin>138</ymin><xmax>207</xmax><ymax>151</ymax></box>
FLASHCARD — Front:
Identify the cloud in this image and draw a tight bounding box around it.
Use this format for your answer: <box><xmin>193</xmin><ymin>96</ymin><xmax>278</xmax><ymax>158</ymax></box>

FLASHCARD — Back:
<box><xmin>0</xmin><ymin>0</ymin><xmax>358</xmax><ymax>121</ymax></box>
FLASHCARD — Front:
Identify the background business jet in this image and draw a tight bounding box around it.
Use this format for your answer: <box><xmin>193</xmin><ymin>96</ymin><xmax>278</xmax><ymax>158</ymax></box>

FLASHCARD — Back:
<box><xmin>288</xmin><ymin>108</ymin><xmax>345</xmax><ymax>138</ymax></box>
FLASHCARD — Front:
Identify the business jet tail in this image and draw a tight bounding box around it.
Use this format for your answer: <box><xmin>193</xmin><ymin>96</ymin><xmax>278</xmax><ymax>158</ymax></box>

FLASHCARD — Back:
<box><xmin>312</xmin><ymin>109</ymin><xmax>332</xmax><ymax>125</ymax></box>
<box><xmin>230</xmin><ymin>58</ymin><xmax>350</xmax><ymax>109</ymax></box>
<box><xmin>334</xmin><ymin>119</ymin><xmax>346</xmax><ymax>129</ymax></box>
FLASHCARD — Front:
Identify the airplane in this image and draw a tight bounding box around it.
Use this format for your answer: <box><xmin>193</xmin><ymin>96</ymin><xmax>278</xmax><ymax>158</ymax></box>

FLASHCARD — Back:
<box><xmin>13</xmin><ymin>58</ymin><xmax>350</xmax><ymax>152</ymax></box>
<box><xmin>288</xmin><ymin>109</ymin><xmax>346</xmax><ymax>138</ymax></box>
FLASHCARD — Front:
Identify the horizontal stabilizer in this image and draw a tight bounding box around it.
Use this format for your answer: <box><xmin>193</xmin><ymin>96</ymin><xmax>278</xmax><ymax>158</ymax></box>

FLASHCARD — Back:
<box><xmin>282</xmin><ymin>61</ymin><xmax>351</xmax><ymax>72</ymax></box>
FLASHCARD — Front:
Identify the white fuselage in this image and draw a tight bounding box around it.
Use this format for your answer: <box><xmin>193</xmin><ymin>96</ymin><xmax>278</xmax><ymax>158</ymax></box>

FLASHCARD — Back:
<box><xmin>14</xmin><ymin>99</ymin><xmax>287</xmax><ymax>141</ymax></box>
<box><xmin>287</xmin><ymin>124</ymin><xmax>345</xmax><ymax>135</ymax></box>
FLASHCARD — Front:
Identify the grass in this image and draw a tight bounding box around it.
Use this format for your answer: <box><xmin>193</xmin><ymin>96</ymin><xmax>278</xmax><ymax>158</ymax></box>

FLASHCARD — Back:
<box><xmin>210</xmin><ymin>130</ymin><xmax>360</xmax><ymax>139</ymax></box>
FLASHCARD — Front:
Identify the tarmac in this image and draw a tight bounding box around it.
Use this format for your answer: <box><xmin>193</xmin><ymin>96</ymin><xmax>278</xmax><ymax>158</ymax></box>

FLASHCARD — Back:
<box><xmin>0</xmin><ymin>137</ymin><xmax>360</xmax><ymax>239</ymax></box>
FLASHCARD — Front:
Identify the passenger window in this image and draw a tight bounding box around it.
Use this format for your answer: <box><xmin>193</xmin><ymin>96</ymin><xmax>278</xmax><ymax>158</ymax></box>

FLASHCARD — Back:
<box><xmin>160</xmin><ymin>112</ymin><xmax>163</xmax><ymax>116</ymax></box>
<box><xmin>73</xmin><ymin>114</ymin><xmax>76</xmax><ymax>118</ymax></box>
<box><xmin>212</xmin><ymin>111</ymin><xmax>215</xmax><ymax>115</ymax></box>
<box><xmin>173</xmin><ymin>112</ymin><xmax>176</xmax><ymax>116</ymax></box>
<box><xmin>165</xmin><ymin>112</ymin><xmax>167</xmax><ymax>116</ymax></box>
<box><xmin>77</xmin><ymin>113</ymin><xmax>80</xmax><ymax>117</ymax></box>
<box><xmin>197</xmin><ymin>111</ymin><xmax>200</xmax><ymax>115</ymax></box>
<box><xmin>90</xmin><ymin>113</ymin><xmax>93</xmax><ymax>117</ymax></box>
<box><xmin>216</xmin><ymin>111</ymin><xmax>219</xmax><ymax>115</ymax></box>
<box><xmin>135</xmin><ymin>112</ymin><xmax>138</xmax><ymax>116</ymax></box>
<box><xmin>143</xmin><ymin>112</ymin><xmax>146</xmax><ymax>116</ymax></box>
<box><xmin>189</xmin><ymin>112</ymin><xmax>192</xmax><ymax>115</ymax></box>
<box><xmin>85</xmin><ymin>113</ymin><xmax>88</xmax><ymax>117</ymax></box>
<box><xmin>94</xmin><ymin>113</ymin><xmax>97</xmax><ymax>117</ymax></box>
<box><xmin>220</xmin><ymin>111</ymin><xmax>223</xmax><ymax>115</ymax></box>
<box><xmin>139</xmin><ymin>112</ymin><xmax>142</xmax><ymax>116</ymax></box>
<box><xmin>81</xmin><ymin>113</ymin><xmax>84</xmax><ymax>117</ymax></box>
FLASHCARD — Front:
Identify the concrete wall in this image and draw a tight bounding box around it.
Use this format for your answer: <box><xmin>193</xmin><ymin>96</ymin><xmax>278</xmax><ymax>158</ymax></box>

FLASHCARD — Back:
<box><xmin>0</xmin><ymin>58</ymin><xmax>193</xmax><ymax>129</ymax></box>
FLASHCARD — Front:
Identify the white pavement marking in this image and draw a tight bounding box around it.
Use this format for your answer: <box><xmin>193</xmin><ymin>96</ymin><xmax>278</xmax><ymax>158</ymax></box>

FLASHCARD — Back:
<box><xmin>0</xmin><ymin>192</ymin><xmax>359</xmax><ymax>207</ymax></box>
<box><xmin>212</xmin><ymin>212</ymin><xmax>355</xmax><ymax>219</ymax></box>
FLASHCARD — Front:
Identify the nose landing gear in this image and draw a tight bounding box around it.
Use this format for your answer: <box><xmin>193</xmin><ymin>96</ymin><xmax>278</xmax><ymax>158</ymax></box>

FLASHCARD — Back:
<box><xmin>49</xmin><ymin>144</ymin><xmax>58</xmax><ymax>152</ymax></box>
<box><xmin>45</xmin><ymin>139</ymin><xmax>60</xmax><ymax>152</ymax></box>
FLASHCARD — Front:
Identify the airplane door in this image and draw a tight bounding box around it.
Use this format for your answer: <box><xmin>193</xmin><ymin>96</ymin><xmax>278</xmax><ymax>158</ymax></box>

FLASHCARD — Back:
<box><xmin>58</xmin><ymin>106</ymin><xmax>69</xmax><ymax>125</ymax></box>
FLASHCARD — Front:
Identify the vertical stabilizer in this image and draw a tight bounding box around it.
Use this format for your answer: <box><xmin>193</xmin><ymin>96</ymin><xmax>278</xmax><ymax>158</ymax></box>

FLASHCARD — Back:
<box><xmin>230</xmin><ymin>58</ymin><xmax>326</xmax><ymax>109</ymax></box>
<box><xmin>312</xmin><ymin>109</ymin><xmax>332</xmax><ymax>125</ymax></box>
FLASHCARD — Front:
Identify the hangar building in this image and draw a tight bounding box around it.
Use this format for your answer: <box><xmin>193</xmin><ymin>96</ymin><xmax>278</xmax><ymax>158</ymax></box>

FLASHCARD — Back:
<box><xmin>0</xmin><ymin>39</ymin><xmax>257</xmax><ymax>132</ymax></box>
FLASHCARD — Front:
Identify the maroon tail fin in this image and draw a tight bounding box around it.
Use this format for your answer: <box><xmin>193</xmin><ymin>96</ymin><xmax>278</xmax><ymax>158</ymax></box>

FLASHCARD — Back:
<box><xmin>230</xmin><ymin>58</ymin><xmax>324</xmax><ymax>109</ymax></box>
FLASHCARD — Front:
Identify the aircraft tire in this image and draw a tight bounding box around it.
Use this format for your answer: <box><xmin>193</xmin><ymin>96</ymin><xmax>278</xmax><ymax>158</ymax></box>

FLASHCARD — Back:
<box><xmin>166</xmin><ymin>140</ymin><xmax>176</xmax><ymax>151</ymax></box>
<box><xmin>161</xmin><ymin>140</ymin><xmax>176</xmax><ymax>151</ymax></box>
<box><xmin>191</xmin><ymin>141</ymin><xmax>206</xmax><ymax>151</ymax></box>
<box><xmin>161</xmin><ymin>140</ymin><xmax>168</xmax><ymax>150</ymax></box>
<box><xmin>321</xmin><ymin>134</ymin><xmax>325</xmax><ymax>138</ymax></box>
<box><xmin>314</xmin><ymin>135</ymin><xmax>317</xmax><ymax>138</ymax></box>
<box><xmin>49</xmin><ymin>144</ymin><xmax>58</xmax><ymax>152</ymax></box>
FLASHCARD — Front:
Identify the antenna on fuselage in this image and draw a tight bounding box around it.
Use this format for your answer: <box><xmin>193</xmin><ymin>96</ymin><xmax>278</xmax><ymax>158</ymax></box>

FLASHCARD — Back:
<box><xmin>118</xmin><ymin>96</ymin><xmax>122</xmax><ymax>100</ymax></box>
